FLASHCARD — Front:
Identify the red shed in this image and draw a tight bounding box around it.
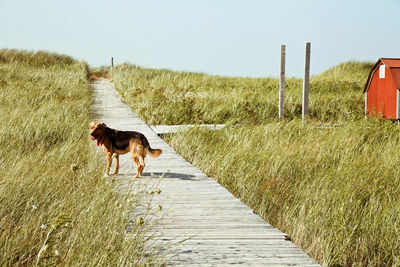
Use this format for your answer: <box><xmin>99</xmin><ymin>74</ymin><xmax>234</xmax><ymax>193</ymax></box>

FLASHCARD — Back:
<box><xmin>364</xmin><ymin>58</ymin><xmax>400</xmax><ymax>119</ymax></box>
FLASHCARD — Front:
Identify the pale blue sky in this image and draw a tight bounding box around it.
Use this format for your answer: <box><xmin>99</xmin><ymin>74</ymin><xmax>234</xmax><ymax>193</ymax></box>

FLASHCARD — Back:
<box><xmin>0</xmin><ymin>0</ymin><xmax>399</xmax><ymax>77</ymax></box>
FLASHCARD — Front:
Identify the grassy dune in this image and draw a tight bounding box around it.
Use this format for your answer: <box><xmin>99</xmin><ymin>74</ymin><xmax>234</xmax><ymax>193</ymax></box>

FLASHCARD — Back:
<box><xmin>165</xmin><ymin>121</ymin><xmax>400</xmax><ymax>266</ymax></box>
<box><xmin>113</xmin><ymin>61</ymin><xmax>400</xmax><ymax>266</ymax></box>
<box><xmin>0</xmin><ymin>50</ymin><xmax>161</xmax><ymax>265</ymax></box>
<box><xmin>112</xmin><ymin>61</ymin><xmax>372</xmax><ymax>125</ymax></box>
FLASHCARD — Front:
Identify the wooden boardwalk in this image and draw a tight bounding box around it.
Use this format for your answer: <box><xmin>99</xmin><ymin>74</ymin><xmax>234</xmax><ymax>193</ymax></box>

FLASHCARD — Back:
<box><xmin>90</xmin><ymin>78</ymin><xmax>320</xmax><ymax>266</ymax></box>
<box><xmin>150</xmin><ymin>124</ymin><xmax>225</xmax><ymax>135</ymax></box>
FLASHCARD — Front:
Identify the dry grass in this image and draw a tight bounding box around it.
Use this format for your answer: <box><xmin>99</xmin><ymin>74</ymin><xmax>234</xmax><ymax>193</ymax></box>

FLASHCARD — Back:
<box><xmin>164</xmin><ymin>120</ymin><xmax>400</xmax><ymax>266</ymax></box>
<box><xmin>90</xmin><ymin>65</ymin><xmax>112</xmax><ymax>80</ymax></box>
<box><xmin>0</xmin><ymin>49</ymin><xmax>163</xmax><ymax>266</ymax></box>
<box><xmin>112</xmin><ymin>61</ymin><xmax>373</xmax><ymax>125</ymax></box>
<box><xmin>112</xmin><ymin>60</ymin><xmax>400</xmax><ymax>266</ymax></box>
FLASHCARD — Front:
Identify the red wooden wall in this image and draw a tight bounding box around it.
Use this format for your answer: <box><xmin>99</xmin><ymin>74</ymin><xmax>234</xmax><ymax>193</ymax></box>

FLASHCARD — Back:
<box><xmin>366</xmin><ymin>64</ymin><xmax>397</xmax><ymax>119</ymax></box>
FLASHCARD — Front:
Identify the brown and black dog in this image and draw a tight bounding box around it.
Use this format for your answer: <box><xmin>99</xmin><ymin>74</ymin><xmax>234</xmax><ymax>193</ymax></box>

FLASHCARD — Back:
<box><xmin>89</xmin><ymin>122</ymin><xmax>162</xmax><ymax>178</ymax></box>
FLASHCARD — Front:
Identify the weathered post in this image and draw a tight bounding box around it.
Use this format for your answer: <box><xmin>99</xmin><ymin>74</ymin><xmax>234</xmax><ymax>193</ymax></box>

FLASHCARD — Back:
<box><xmin>279</xmin><ymin>45</ymin><xmax>286</xmax><ymax>118</ymax></box>
<box><xmin>302</xmin><ymin>42</ymin><xmax>311</xmax><ymax>121</ymax></box>
<box><xmin>111</xmin><ymin>57</ymin><xmax>114</xmax><ymax>79</ymax></box>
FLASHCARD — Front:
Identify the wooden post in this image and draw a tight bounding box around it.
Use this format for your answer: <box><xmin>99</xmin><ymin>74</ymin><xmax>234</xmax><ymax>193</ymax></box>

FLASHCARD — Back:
<box><xmin>279</xmin><ymin>45</ymin><xmax>286</xmax><ymax>118</ymax></box>
<box><xmin>302</xmin><ymin>42</ymin><xmax>311</xmax><ymax>120</ymax></box>
<box><xmin>111</xmin><ymin>57</ymin><xmax>114</xmax><ymax>79</ymax></box>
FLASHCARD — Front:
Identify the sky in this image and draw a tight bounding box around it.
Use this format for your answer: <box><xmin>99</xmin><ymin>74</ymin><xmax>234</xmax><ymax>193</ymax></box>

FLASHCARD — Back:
<box><xmin>0</xmin><ymin>0</ymin><xmax>399</xmax><ymax>78</ymax></box>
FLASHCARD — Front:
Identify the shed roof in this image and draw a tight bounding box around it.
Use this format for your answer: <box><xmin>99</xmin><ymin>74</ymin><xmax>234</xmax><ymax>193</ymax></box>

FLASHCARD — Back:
<box><xmin>363</xmin><ymin>58</ymin><xmax>400</xmax><ymax>93</ymax></box>
<box><xmin>381</xmin><ymin>58</ymin><xmax>400</xmax><ymax>68</ymax></box>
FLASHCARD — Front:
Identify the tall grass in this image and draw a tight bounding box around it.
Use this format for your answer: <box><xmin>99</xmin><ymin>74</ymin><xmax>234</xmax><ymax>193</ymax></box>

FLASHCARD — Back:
<box><xmin>90</xmin><ymin>65</ymin><xmax>112</xmax><ymax>80</ymax></box>
<box><xmin>164</xmin><ymin>121</ymin><xmax>400</xmax><ymax>266</ymax></box>
<box><xmin>112</xmin><ymin>60</ymin><xmax>400</xmax><ymax>266</ymax></box>
<box><xmin>112</xmin><ymin>61</ymin><xmax>373</xmax><ymax>125</ymax></box>
<box><xmin>0</xmin><ymin>49</ymin><xmax>162</xmax><ymax>265</ymax></box>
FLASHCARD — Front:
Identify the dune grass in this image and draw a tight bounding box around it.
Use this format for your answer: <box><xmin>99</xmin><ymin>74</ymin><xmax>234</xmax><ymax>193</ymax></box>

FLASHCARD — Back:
<box><xmin>90</xmin><ymin>65</ymin><xmax>112</xmax><ymax>80</ymax></box>
<box><xmin>112</xmin><ymin>61</ymin><xmax>373</xmax><ymax>125</ymax></box>
<box><xmin>164</xmin><ymin>121</ymin><xmax>400</xmax><ymax>266</ymax></box>
<box><xmin>0</xmin><ymin>49</ymin><xmax>162</xmax><ymax>266</ymax></box>
<box><xmin>112</xmin><ymin>60</ymin><xmax>400</xmax><ymax>266</ymax></box>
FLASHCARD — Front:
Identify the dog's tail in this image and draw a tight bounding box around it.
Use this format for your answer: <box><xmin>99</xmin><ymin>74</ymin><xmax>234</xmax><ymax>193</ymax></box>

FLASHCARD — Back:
<box><xmin>147</xmin><ymin>147</ymin><xmax>162</xmax><ymax>158</ymax></box>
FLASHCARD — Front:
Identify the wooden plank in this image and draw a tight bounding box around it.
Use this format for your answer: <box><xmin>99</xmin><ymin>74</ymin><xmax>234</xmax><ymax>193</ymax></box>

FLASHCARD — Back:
<box><xmin>152</xmin><ymin>239</ymin><xmax>299</xmax><ymax>246</ymax></box>
<box><xmin>150</xmin><ymin>124</ymin><xmax>225</xmax><ymax>134</ymax></box>
<box><xmin>154</xmin><ymin>224</ymin><xmax>274</xmax><ymax>230</ymax></box>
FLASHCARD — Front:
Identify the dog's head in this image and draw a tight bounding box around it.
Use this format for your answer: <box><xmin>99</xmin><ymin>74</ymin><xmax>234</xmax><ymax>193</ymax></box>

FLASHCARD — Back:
<box><xmin>89</xmin><ymin>121</ymin><xmax>107</xmax><ymax>146</ymax></box>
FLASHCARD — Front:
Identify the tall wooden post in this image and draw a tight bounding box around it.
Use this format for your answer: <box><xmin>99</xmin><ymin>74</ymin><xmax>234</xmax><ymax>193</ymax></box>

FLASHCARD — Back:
<box><xmin>279</xmin><ymin>45</ymin><xmax>286</xmax><ymax>118</ymax></box>
<box><xmin>302</xmin><ymin>42</ymin><xmax>311</xmax><ymax>120</ymax></box>
<box><xmin>111</xmin><ymin>57</ymin><xmax>114</xmax><ymax>79</ymax></box>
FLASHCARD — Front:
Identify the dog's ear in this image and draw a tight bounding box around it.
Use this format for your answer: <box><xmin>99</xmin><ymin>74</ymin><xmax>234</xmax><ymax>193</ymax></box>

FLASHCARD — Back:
<box><xmin>99</xmin><ymin>122</ymin><xmax>107</xmax><ymax>128</ymax></box>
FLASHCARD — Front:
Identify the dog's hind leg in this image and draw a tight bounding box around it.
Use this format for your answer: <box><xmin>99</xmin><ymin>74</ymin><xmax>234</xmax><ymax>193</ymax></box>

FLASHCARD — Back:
<box><xmin>132</xmin><ymin>155</ymin><xmax>141</xmax><ymax>178</ymax></box>
<box><xmin>136</xmin><ymin>145</ymin><xmax>145</xmax><ymax>177</ymax></box>
<box><xmin>132</xmin><ymin>144</ymin><xmax>145</xmax><ymax>178</ymax></box>
<box><xmin>138</xmin><ymin>155</ymin><xmax>145</xmax><ymax>177</ymax></box>
<box><xmin>112</xmin><ymin>154</ymin><xmax>119</xmax><ymax>175</ymax></box>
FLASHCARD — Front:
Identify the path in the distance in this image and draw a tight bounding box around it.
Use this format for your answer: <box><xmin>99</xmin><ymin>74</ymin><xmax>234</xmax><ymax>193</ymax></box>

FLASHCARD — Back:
<box><xmin>90</xmin><ymin>78</ymin><xmax>320</xmax><ymax>266</ymax></box>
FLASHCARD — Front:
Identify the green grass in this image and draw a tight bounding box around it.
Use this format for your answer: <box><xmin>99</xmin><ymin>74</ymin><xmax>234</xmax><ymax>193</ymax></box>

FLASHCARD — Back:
<box><xmin>112</xmin><ymin>61</ymin><xmax>373</xmax><ymax>125</ymax></box>
<box><xmin>164</xmin><ymin>121</ymin><xmax>400</xmax><ymax>266</ymax></box>
<box><xmin>0</xmin><ymin>49</ymin><xmax>162</xmax><ymax>266</ymax></box>
<box><xmin>112</xmin><ymin>60</ymin><xmax>400</xmax><ymax>266</ymax></box>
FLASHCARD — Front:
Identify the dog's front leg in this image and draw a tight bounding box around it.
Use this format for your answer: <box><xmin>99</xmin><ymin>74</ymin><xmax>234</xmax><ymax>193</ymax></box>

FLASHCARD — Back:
<box><xmin>105</xmin><ymin>152</ymin><xmax>112</xmax><ymax>176</ymax></box>
<box><xmin>112</xmin><ymin>154</ymin><xmax>119</xmax><ymax>175</ymax></box>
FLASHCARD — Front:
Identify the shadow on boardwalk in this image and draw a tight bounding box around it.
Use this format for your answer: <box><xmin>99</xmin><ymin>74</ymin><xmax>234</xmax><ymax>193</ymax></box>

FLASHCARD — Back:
<box><xmin>113</xmin><ymin>172</ymin><xmax>197</xmax><ymax>180</ymax></box>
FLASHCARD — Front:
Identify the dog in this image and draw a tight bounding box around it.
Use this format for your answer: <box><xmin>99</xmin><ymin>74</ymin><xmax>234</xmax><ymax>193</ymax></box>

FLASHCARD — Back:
<box><xmin>89</xmin><ymin>122</ymin><xmax>162</xmax><ymax>178</ymax></box>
